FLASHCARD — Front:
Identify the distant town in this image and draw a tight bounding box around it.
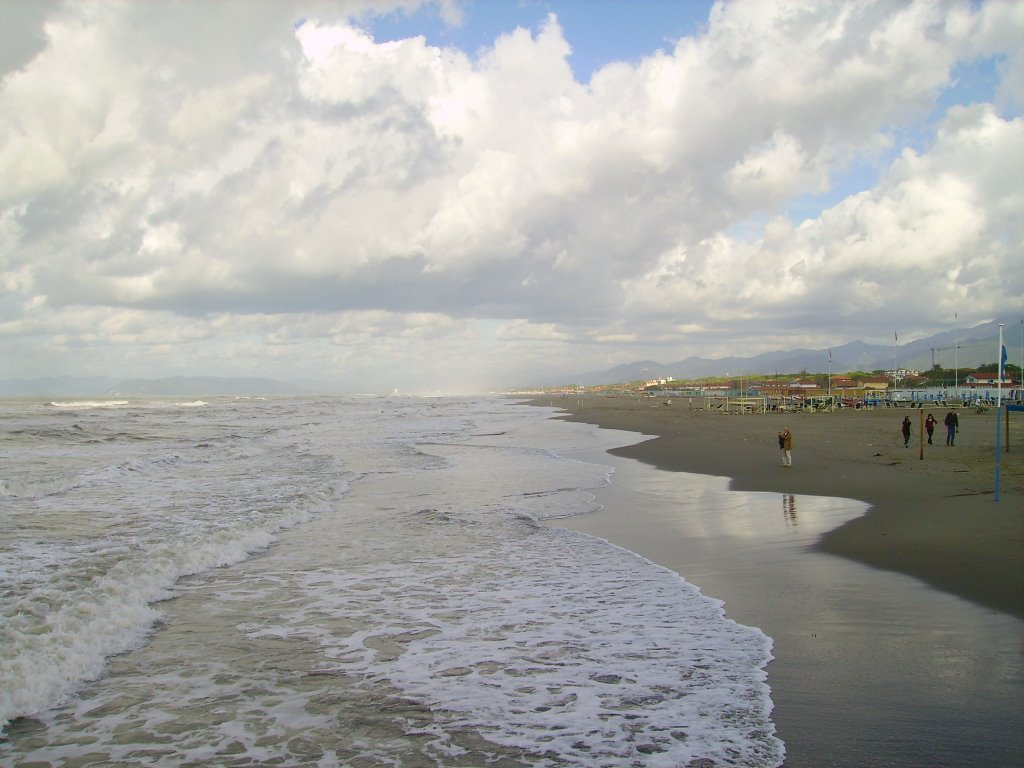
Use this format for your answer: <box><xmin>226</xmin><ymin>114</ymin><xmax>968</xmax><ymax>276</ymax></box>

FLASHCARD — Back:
<box><xmin>513</xmin><ymin>362</ymin><xmax>1022</xmax><ymax>411</ymax></box>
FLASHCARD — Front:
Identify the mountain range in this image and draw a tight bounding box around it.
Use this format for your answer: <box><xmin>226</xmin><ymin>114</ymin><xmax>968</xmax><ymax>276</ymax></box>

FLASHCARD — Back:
<box><xmin>2</xmin><ymin>317</ymin><xmax>1018</xmax><ymax>395</ymax></box>
<box><xmin>570</xmin><ymin>316</ymin><xmax>1019</xmax><ymax>386</ymax></box>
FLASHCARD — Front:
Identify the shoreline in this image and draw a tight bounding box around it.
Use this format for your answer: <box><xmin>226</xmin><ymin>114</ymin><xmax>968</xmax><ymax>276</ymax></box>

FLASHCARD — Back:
<box><xmin>524</xmin><ymin>396</ymin><xmax>1023</xmax><ymax>620</ymax></box>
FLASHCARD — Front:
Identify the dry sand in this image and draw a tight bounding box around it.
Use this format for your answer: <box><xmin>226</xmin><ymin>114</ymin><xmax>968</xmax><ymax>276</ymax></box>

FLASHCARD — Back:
<box><xmin>521</xmin><ymin>395</ymin><xmax>1024</xmax><ymax>767</ymax></box>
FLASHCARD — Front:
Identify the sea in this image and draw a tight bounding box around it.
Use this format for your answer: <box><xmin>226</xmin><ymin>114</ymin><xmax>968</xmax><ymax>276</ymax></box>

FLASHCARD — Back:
<box><xmin>0</xmin><ymin>395</ymin><xmax>784</xmax><ymax>768</ymax></box>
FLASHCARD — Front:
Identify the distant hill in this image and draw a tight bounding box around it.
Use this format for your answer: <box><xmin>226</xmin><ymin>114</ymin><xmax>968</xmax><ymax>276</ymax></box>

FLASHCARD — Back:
<box><xmin>569</xmin><ymin>317</ymin><xmax>1016</xmax><ymax>386</ymax></box>
<box><xmin>3</xmin><ymin>317</ymin><xmax>1016</xmax><ymax>395</ymax></box>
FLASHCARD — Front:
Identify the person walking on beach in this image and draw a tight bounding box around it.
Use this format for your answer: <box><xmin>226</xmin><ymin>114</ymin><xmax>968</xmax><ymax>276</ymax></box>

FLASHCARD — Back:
<box><xmin>944</xmin><ymin>410</ymin><xmax>959</xmax><ymax>446</ymax></box>
<box><xmin>925</xmin><ymin>413</ymin><xmax>936</xmax><ymax>445</ymax></box>
<box><xmin>901</xmin><ymin>415</ymin><xmax>912</xmax><ymax>447</ymax></box>
<box><xmin>778</xmin><ymin>428</ymin><xmax>792</xmax><ymax>467</ymax></box>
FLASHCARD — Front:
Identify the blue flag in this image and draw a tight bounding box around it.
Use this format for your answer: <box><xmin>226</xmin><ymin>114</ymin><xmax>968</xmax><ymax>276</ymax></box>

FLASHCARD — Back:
<box><xmin>1000</xmin><ymin>345</ymin><xmax>1008</xmax><ymax>377</ymax></box>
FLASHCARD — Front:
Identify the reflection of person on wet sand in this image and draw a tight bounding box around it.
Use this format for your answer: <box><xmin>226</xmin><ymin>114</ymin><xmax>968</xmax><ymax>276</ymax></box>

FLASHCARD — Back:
<box><xmin>783</xmin><ymin>494</ymin><xmax>797</xmax><ymax>525</ymax></box>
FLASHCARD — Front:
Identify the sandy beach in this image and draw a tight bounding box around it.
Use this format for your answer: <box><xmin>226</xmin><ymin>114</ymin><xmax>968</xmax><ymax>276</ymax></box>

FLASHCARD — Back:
<box><xmin>523</xmin><ymin>396</ymin><xmax>1024</xmax><ymax>767</ymax></box>
<box><xmin>535</xmin><ymin>395</ymin><xmax>1023</xmax><ymax>618</ymax></box>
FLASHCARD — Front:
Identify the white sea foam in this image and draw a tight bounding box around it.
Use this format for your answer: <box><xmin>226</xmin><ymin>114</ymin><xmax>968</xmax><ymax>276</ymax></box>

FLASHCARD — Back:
<box><xmin>0</xmin><ymin>397</ymin><xmax>783</xmax><ymax>767</ymax></box>
<box><xmin>45</xmin><ymin>400</ymin><xmax>131</xmax><ymax>409</ymax></box>
<box><xmin>0</xmin><ymin>503</ymin><xmax>329</xmax><ymax>730</ymax></box>
<box><xmin>0</xmin><ymin>398</ymin><xmax>352</xmax><ymax>732</ymax></box>
<box><xmin>241</xmin><ymin>527</ymin><xmax>781</xmax><ymax>767</ymax></box>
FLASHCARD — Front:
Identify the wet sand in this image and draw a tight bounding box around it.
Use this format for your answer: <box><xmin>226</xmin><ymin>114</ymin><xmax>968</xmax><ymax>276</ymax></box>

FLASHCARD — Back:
<box><xmin>522</xmin><ymin>396</ymin><xmax>1024</xmax><ymax>767</ymax></box>
<box><xmin>532</xmin><ymin>396</ymin><xmax>1023</xmax><ymax>618</ymax></box>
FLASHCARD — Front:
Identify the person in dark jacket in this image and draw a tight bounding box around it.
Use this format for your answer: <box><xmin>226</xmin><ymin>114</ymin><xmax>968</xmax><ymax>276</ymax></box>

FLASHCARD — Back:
<box><xmin>778</xmin><ymin>428</ymin><xmax>793</xmax><ymax>466</ymax></box>
<box><xmin>902</xmin><ymin>415</ymin><xmax>912</xmax><ymax>447</ymax></box>
<box><xmin>944</xmin><ymin>410</ymin><xmax>959</xmax><ymax>446</ymax></box>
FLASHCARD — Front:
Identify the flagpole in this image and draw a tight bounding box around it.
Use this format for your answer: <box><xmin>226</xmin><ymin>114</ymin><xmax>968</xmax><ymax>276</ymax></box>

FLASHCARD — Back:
<box><xmin>893</xmin><ymin>331</ymin><xmax>898</xmax><ymax>403</ymax></box>
<box><xmin>954</xmin><ymin>313</ymin><xmax>958</xmax><ymax>397</ymax></box>
<box><xmin>994</xmin><ymin>324</ymin><xmax>1003</xmax><ymax>501</ymax></box>
<box><xmin>998</xmin><ymin>324</ymin><xmax>1004</xmax><ymax>407</ymax></box>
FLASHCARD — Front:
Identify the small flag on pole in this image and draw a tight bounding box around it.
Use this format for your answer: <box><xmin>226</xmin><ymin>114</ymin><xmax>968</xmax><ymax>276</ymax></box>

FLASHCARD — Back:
<box><xmin>1000</xmin><ymin>345</ymin><xmax>1008</xmax><ymax>377</ymax></box>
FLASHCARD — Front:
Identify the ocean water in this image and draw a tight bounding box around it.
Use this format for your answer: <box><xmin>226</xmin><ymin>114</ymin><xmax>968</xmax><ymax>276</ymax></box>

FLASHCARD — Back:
<box><xmin>0</xmin><ymin>396</ymin><xmax>783</xmax><ymax>767</ymax></box>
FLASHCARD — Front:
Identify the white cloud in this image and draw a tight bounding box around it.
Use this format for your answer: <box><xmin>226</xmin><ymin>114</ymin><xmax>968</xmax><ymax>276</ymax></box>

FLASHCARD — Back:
<box><xmin>0</xmin><ymin>0</ymin><xmax>1021</xmax><ymax>389</ymax></box>
<box><xmin>726</xmin><ymin>131</ymin><xmax>827</xmax><ymax>206</ymax></box>
<box><xmin>495</xmin><ymin>319</ymin><xmax>570</xmax><ymax>343</ymax></box>
<box><xmin>622</xmin><ymin>104</ymin><xmax>1022</xmax><ymax>345</ymax></box>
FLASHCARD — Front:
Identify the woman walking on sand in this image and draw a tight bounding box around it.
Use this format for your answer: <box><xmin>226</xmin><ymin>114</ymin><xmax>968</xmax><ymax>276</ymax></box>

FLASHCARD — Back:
<box><xmin>925</xmin><ymin>413</ymin><xmax>936</xmax><ymax>444</ymax></box>
<box><xmin>778</xmin><ymin>428</ymin><xmax>792</xmax><ymax>467</ymax></box>
<box><xmin>902</xmin><ymin>415</ymin><xmax>912</xmax><ymax>447</ymax></box>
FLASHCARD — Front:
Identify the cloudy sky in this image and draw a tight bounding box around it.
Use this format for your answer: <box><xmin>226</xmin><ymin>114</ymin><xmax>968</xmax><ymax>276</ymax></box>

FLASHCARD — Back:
<box><xmin>2</xmin><ymin>0</ymin><xmax>1022</xmax><ymax>393</ymax></box>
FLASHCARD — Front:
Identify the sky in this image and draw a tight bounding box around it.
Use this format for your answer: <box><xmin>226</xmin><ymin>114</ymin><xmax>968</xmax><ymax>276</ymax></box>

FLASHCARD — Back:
<box><xmin>1</xmin><ymin>0</ymin><xmax>1022</xmax><ymax>393</ymax></box>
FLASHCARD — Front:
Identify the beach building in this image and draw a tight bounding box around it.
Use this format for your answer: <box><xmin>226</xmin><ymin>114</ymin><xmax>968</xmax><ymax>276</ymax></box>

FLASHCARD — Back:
<box><xmin>829</xmin><ymin>377</ymin><xmax>859</xmax><ymax>390</ymax></box>
<box><xmin>964</xmin><ymin>372</ymin><xmax>1015</xmax><ymax>387</ymax></box>
<box><xmin>859</xmin><ymin>376</ymin><xmax>890</xmax><ymax>391</ymax></box>
<box><xmin>885</xmin><ymin>368</ymin><xmax>919</xmax><ymax>382</ymax></box>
